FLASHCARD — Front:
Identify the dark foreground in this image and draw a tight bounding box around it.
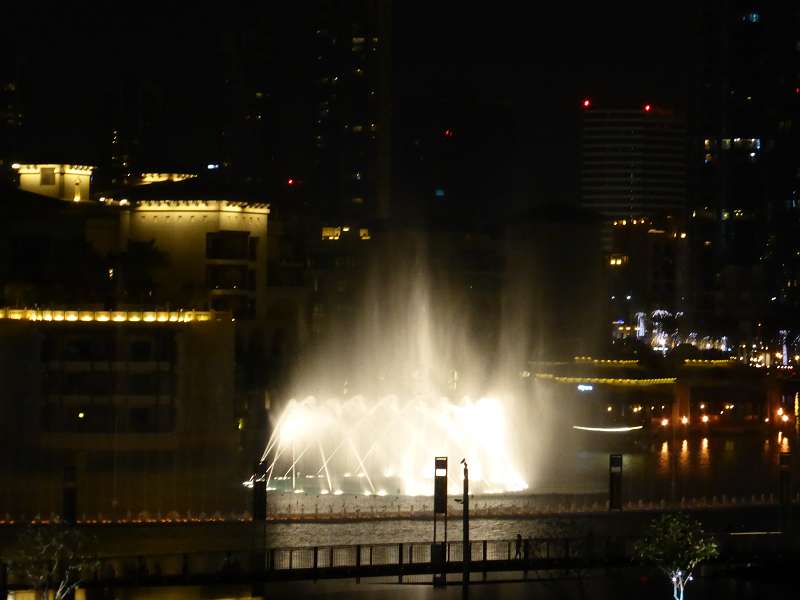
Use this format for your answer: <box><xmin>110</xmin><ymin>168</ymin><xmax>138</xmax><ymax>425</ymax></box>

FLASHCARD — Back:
<box><xmin>47</xmin><ymin>567</ymin><xmax>800</xmax><ymax>599</ymax></box>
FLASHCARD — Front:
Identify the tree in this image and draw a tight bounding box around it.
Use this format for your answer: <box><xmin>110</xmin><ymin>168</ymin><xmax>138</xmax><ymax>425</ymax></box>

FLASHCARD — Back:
<box><xmin>9</xmin><ymin>523</ymin><xmax>98</xmax><ymax>600</ymax></box>
<box><xmin>634</xmin><ymin>513</ymin><xmax>719</xmax><ymax>600</ymax></box>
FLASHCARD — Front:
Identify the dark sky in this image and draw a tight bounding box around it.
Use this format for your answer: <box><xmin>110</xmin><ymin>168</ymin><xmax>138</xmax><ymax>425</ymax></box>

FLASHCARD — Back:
<box><xmin>3</xmin><ymin>3</ymin><xmax>692</xmax><ymax>205</ymax></box>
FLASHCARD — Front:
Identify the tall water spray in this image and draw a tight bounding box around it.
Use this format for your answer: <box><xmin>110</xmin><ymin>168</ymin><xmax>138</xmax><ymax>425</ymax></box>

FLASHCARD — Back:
<box><xmin>255</xmin><ymin>235</ymin><xmax>556</xmax><ymax>496</ymax></box>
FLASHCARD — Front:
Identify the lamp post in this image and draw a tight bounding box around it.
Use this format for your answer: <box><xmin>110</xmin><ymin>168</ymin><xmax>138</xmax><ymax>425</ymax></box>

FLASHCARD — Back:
<box><xmin>252</xmin><ymin>460</ymin><xmax>267</xmax><ymax>598</ymax></box>
<box><xmin>461</xmin><ymin>459</ymin><xmax>469</xmax><ymax>588</ymax></box>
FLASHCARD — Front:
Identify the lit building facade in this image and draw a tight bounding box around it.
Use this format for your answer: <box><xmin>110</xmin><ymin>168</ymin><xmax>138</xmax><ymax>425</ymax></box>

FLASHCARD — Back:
<box><xmin>0</xmin><ymin>309</ymin><xmax>247</xmax><ymax>521</ymax></box>
<box><xmin>123</xmin><ymin>198</ymin><xmax>269</xmax><ymax>320</ymax></box>
<box><xmin>17</xmin><ymin>163</ymin><xmax>94</xmax><ymax>203</ymax></box>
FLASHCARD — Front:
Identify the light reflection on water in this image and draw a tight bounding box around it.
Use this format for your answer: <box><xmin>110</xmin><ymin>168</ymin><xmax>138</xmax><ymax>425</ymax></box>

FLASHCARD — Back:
<box><xmin>516</xmin><ymin>431</ymin><xmax>798</xmax><ymax>503</ymax></box>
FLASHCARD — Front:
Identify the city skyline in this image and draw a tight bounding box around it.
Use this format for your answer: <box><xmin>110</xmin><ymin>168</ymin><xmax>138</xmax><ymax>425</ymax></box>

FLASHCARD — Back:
<box><xmin>2</xmin><ymin>3</ymin><xmax>692</xmax><ymax>206</ymax></box>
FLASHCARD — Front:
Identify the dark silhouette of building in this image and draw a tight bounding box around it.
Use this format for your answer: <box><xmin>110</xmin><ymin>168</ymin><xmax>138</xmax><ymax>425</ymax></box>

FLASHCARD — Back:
<box><xmin>0</xmin><ymin>77</ymin><xmax>22</xmax><ymax>183</ymax></box>
<box><xmin>688</xmin><ymin>2</ymin><xmax>800</xmax><ymax>334</ymax></box>
<box><xmin>580</xmin><ymin>103</ymin><xmax>687</xmax><ymax>249</ymax></box>
<box><xmin>312</xmin><ymin>0</ymin><xmax>392</xmax><ymax>224</ymax></box>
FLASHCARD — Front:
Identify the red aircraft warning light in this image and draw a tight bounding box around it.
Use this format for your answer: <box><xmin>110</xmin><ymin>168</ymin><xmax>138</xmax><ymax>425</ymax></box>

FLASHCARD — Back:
<box><xmin>287</xmin><ymin>178</ymin><xmax>295</xmax><ymax>185</ymax></box>
<box><xmin>582</xmin><ymin>98</ymin><xmax>591</xmax><ymax>108</ymax></box>
<box><xmin>644</xmin><ymin>103</ymin><xmax>652</xmax><ymax>112</ymax></box>
<box><xmin>444</xmin><ymin>129</ymin><xmax>454</xmax><ymax>138</ymax></box>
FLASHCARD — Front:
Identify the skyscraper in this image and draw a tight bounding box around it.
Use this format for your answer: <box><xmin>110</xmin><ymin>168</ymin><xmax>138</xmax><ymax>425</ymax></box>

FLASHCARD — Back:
<box><xmin>689</xmin><ymin>2</ymin><xmax>800</xmax><ymax>329</ymax></box>
<box><xmin>580</xmin><ymin>103</ymin><xmax>687</xmax><ymax>248</ymax></box>
<box><xmin>312</xmin><ymin>0</ymin><xmax>392</xmax><ymax>223</ymax></box>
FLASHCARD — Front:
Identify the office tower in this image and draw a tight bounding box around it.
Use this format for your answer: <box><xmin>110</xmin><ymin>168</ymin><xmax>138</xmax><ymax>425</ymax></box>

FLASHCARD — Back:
<box><xmin>312</xmin><ymin>0</ymin><xmax>392</xmax><ymax>223</ymax></box>
<box><xmin>689</xmin><ymin>2</ymin><xmax>800</xmax><ymax>328</ymax></box>
<box><xmin>580</xmin><ymin>102</ymin><xmax>687</xmax><ymax>248</ymax></box>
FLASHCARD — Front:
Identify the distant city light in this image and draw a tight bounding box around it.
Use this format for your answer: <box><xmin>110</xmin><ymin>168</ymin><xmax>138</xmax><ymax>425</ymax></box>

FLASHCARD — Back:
<box><xmin>577</xmin><ymin>384</ymin><xmax>593</xmax><ymax>392</ymax></box>
<box><xmin>661</xmin><ymin>418</ymin><xmax>669</xmax><ymax>427</ymax></box>
<box><xmin>207</xmin><ymin>163</ymin><xmax>219</xmax><ymax>170</ymax></box>
<box><xmin>681</xmin><ymin>416</ymin><xmax>689</xmax><ymax>425</ymax></box>
<box><xmin>701</xmin><ymin>415</ymin><xmax>709</xmax><ymax>423</ymax></box>
<box><xmin>11</xmin><ymin>163</ymin><xmax>20</xmax><ymax>169</ymax></box>
<box><xmin>782</xmin><ymin>414</ymin><xmax>790</xmax><ymax>423</ymax></box>
<box><xmin>78</xmin><ymin>412</ymin><xmax>85</xmax><ymax>419</ymax></box>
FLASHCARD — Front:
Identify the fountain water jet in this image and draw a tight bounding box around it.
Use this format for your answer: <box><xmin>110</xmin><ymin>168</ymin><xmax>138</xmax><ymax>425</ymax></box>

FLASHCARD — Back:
<box><xmin>251</xmin><ymin>238</ymin><xmax>554</xmax><ymax>497</ymax></box>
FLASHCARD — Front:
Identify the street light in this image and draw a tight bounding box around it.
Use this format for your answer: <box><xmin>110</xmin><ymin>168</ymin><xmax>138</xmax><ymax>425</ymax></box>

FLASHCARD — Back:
<box><xmin>460</xmin><ymin>459</ymin><xmax>469</xmax><ymax>588</ymax></box>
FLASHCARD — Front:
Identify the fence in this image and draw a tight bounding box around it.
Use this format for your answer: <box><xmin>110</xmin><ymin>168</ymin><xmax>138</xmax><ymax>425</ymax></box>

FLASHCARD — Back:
<box><xmin>4</xmin><ymin>530</ymin><xmax>793</xmax><ymax>592</ymax></box>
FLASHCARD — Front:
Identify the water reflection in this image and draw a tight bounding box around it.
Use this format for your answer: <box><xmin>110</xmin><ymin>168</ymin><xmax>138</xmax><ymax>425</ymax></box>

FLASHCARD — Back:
<box><xmin>657</xmin><ymin>441</ymin><xmax>670</xmax><ymax>475</ymax></box>
<box><xmin>679</xmin><ymin>439</ymin><xmax>689</xmax><ymax>469</ymax></box>
<box><xmin>699</xmin><ymin>438</ymin><xmax>710</xmax><ymax>469</ymax></box>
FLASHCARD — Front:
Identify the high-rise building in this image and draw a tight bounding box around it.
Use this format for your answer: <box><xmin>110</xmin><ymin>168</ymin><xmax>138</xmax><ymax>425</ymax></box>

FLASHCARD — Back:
<box><xmin>689</xmin><ymin>2</ymin><xmax>800</xmax><ymax>332</ymax></box>
<box><xmin>312</xmin><ymin>0</ymin><xmax>392</xmax><ymax>223</ymax></box>
<box><xmin>580</xmin><ymin>103</ymin><xmax>687</xmax><ymax>248</ymax></box>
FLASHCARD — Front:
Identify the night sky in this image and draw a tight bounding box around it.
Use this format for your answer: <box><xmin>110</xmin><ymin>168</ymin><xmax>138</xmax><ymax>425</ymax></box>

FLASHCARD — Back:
<box><xmin>3</xmin><ymin>3</ymin><xmax>691</xmax><ymax>206</ymax></box>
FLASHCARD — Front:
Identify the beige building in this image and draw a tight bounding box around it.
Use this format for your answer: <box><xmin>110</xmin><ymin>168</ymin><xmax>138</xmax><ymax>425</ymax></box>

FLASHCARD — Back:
<box><xmin>0</xmin><ymin>308</ymin><xmax>246</xmax><ymax>520</ymax></box>
<box><xmin>122</xmin><ymin>199</ymin><xmax>269</xmax><ymax>320</ymax></box>
<box><xmin>16</xmin><ymin>163</ymin><xmax>94</xmax><ymax>202</ymax></box>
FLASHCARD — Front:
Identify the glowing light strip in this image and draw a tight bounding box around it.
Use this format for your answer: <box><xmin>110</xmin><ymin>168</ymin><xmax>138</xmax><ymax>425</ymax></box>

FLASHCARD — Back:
<box><xmin>536</xmin><ymin>373</ymin><xmax>676</xmax><ymax>386</ymax></box>
<box><xmin>728</xmin><ymin>531</ymin><xmax>782</xmax><ymax>536</ymax></box>
<box><xmin>683</xmin><ymin>359</ymin><xmax>737</xmax><ymax>365</ymax></box>
<box><xmin>574</xmin><ymin>356</ymin><xmax>640</xmax><ymax>365</ymax></box>
<box><xmin>572</xmin><ymin>425</ymin><xmax>644</xmax><ymax>433</ymax></box>
<box><xmin>0</xmin><ymin>308</ymin><xmax>215</xmax><ymax>323</ymax></box>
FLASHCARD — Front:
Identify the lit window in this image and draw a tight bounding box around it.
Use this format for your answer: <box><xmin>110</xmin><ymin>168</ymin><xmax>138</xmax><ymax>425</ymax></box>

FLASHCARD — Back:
<box><xmin>40</xmin><ymin>167</ymin><xmax>55</xmax><ymax>185</ymax></box>
<box><xmin>353</xmin><ymin>172</ymin><xmax>362</xmax><ymax>181</ymax></box>
<box><xmin>352</xmin><ymin>197</ymin><xmax>364</xmax><ymax>204</ymax></box>
<box><xmin>359</xmin><ymin>228</ymin><xmax>371</xmax><ymax>240</ymax></box>
<box><xmin>352</xmin><ymin>36</ymin><xmax>366</xmax><ymax>44</ymax></box>
<box><xmin>743</xmin><ymin>12</ymin><xmax>759</xmax><ymax>23</ymax></box>
<box><xmin>352</xmin><ymin>125</ymin><xmax>363</xmax><ymax>133</ymax></box>
<box><xmin>321</xmin><ymin>227</ymin><xmax>341</xmax><ymax>241</ymax></box>
<box><xmin>609</xmin><ymin>255</ymin><xmax>627</xmax><ymax>266</ymax></box>
<box><xmin>435</xmin><ymin>188</ymin><xmax>445</xmax><ymax>198</ymax></box>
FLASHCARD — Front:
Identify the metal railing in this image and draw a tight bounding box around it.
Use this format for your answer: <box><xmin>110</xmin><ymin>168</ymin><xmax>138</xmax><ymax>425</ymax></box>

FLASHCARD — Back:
<box><xmin>3</xmin><ymin>530</ymin><xmax>796</xmax><ymax>591</ymax></box>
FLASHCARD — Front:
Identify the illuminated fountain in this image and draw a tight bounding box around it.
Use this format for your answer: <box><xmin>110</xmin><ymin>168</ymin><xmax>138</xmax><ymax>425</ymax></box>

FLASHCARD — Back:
<box><xmin>251</xmin><ymin>246</ymin><xmax>553</xmax><ymax>497</ymax></box>
<box><xmin>257</xmin><ymin>393</ymin><xmax>527</xmax><ymax>496</ymax></box>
